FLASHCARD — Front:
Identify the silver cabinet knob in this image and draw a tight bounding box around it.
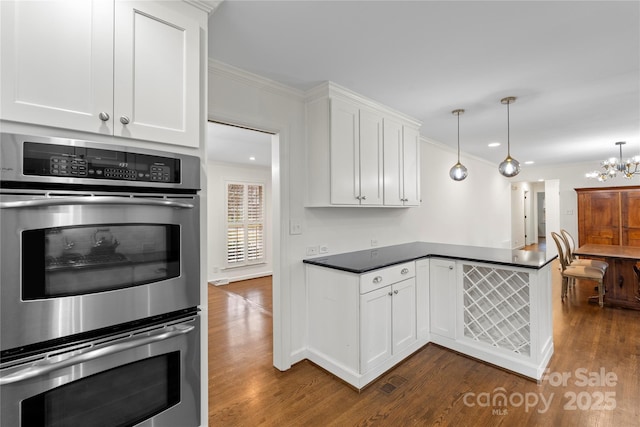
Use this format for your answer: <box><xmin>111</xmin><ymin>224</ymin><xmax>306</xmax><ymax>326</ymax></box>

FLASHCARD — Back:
<box><xmin>401</xmin><ymin>268</ymin><xmax>409</xmax><ymax>275</ymax></box>
<box><xmin>355</xmin><ymin>195</ymin><xmax>361</xmax><ymax>200</ymax></box>
<box><xmin>98</xmin><ymin>112</ymin><xmax>110</xmax><ymax>121</ymax></box>
<box><xmin>449</xmin><ymin>265</ymin><xmax>454</xmax><ymax>270</ymax></box>
<box><xmin>361</xmin><ymin>195</ymin><xmax>366</xmax><ymax>200</ymax></box>
<box><xmin>373</xmin><ymin>276</ymin><xmax>383</xmax><ymax>284</ymax></box>
<box><xmin>394</xmin><ymin>290</ymin><xmax>399</xmax><ymax>295</ymax></box>
<box><xmin>388</xmin><ymin>291</ymin><xmax>393</xmax><ymax>296</ymax></box>
<box><xmin>120</xmin><ymin>115</ymin><xmax>130</xmax><ymax>125</ymax></box>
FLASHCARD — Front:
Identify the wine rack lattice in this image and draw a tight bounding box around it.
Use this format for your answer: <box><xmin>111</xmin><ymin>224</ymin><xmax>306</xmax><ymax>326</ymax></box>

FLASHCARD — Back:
<box><xmin>463</xmin><ymin>264</ymin><xmax>531</xmax><ymax>356</ymax></box>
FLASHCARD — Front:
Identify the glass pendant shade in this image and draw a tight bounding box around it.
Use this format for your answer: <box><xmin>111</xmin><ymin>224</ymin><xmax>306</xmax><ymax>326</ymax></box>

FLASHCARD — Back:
<box><xmin>449</xmin><ymin>109</ymin><xmax>468</xmax><ymax>181</ymax></box>
<box><xmin>498</xmin><ymin>155</ymin><xmax>520</xmax><ymax>177</ymax></box>
<box><xmin>498</xmin><ymin>96</ymin><xmax>520</xmax><ymax>178</ymax></box>
<box><xmin>450</xmin><ymin>162</ymin><xmax>468</xmax><ymax>181</ymax></box>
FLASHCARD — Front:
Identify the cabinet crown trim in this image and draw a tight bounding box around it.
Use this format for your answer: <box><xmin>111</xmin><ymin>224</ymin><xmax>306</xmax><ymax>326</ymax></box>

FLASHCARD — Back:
<box><xmin>305</xmin><ymin>81</ymin><xmax>422</xmax><ymax>128</ymax></box>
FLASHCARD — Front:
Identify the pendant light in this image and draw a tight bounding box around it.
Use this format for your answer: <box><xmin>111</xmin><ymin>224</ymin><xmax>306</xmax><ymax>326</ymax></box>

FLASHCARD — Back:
<box><xmin>498</xmin><ymin>96</ymin><xmax>521</xmax><ymax>178</ymax></box>
<box><xmin>449</xmin><ymin>109</ymin><xmax>468</xmax><ymax>181</ymax></box>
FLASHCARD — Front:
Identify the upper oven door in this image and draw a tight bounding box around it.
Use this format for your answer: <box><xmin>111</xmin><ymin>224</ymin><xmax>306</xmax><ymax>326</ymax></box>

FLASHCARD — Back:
<box><xmin>0</xmin><ymin>191</ymin><xmax>200</xmax><ymax>352</ymax></box>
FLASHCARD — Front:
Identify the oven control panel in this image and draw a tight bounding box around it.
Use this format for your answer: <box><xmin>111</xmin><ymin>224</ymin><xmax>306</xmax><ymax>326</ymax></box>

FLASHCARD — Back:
<box><xmin>23</xmin><ymin>142</ymin><xmax>180</xmax><ymax>183</ymax></box>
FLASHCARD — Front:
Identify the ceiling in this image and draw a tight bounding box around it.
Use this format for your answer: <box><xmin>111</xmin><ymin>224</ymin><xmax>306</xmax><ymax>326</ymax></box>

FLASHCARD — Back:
<box><xmin>207</xmin><ymin>122</ymin><xmax>272</xmax><ymax>167</ymax></box>
<box><xmin>208</xmin><ymin>1</ymin><xmax>640</xmax><ymax>170</ymax></box>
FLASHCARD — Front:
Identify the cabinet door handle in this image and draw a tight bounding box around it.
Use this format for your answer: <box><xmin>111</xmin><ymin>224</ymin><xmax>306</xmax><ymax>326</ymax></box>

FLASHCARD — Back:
<box><xmin>98</xmin><ymin>112</ymin><xmax>110</xmax><ymax>121</ymax></box>
<box><xmin>361</xmin><ymin>195</ymin><xmax>367</xmax><ymax>200</ymax></box>
<box><xmin>393</xmin><ymin>290</ymin><xmax>399</xmax><ymax>295</ymax></box>
<box><xmin>120</xmin><ymin>115</ymin><xmax>130</xmax><ymax>125</ymax></box>
<box><xmin>449</xmin><ymin>265</ymin><xmax>454</xmax><ymax>270</ymax></box>
<box><xmin>373</xmin><ymin>276</ymin><xmax>383</xmax><ymax>284</ymax></box>
<box><xmin>401</xmin><ymin>268</ymin><xmax>409</xmax><ymax>275</ymax></box>
<box><xmin>388</xmin><ymin>291</ymin><xmax>393</xmax><ymax>296</ymax></box>
<box><xmin>355</xmin><ymin>195</ymin><xmax>361</xmax><ymax>200</ymax></box>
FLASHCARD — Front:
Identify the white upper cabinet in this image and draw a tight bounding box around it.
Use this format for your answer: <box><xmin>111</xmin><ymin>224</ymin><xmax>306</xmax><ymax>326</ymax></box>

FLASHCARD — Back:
<box><xmin>1</xmin><ymin>1</ymin><xmax>114</xmax><ymax>134</ymax></box>
<box><xmin>1</xmin><ymin>0</ymin><xmax>201</xmax><ymax>147</ymax></box>
<box><xmin>113</xmin><ymin>1</ymin><xmax>200</xmax><ymax>146</ymax></box>
<box><xmin>306</xmin><ymin>82</ymin><xmax>421</xmax><ymax>207</ymax></box>
<box><xmin>328</xmin><ymin>98</ymin><xmax>361</xmax><ymax>205</ymax></box>
<box><xmin>383</xmin><ymin>119</ymin><xmax>421</xmax><ymax>206</ymax></box>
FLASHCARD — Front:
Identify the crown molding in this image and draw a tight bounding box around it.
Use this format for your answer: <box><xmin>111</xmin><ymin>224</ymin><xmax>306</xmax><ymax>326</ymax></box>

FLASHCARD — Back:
<box><xmin>183</xmin><ymin>0</ymin><xmax>222</xmax><ymax>15</ymax></box>
<box><xmin>208</xmin><ymin>59</ymin><xmax>305</xmax><ymax>101</ymax></box>
<box><xmin>305</xmin><ymin>81</ymin><xmax>422</xmax><ymax>127</ymax></box>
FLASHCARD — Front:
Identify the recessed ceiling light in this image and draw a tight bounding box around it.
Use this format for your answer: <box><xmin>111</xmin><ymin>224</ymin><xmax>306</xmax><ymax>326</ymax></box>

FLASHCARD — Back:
<box><xmin>538</xmin><ymin>179</ymin><xmax>544</xmax><ymax>182</ymax></box>
<box><xmin>524</xmin><ymin>161</ymin><xmax>535</xmax><ymax>165</ymax></box>
<box><xmin>488</xmin><ymin>142</ymin><xmax>501</xmax><ymax>148</ymax></box>
<box><xmin>249</xmin><ymin>156</ymin><xmax>256</xmax><ymax>161</ymax></box>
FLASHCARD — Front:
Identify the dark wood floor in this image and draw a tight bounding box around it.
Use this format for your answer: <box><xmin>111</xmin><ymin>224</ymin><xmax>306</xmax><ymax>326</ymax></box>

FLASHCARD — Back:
<box><xmin>208</xmin><ymin>266</ymin><xmax>640</xmax><ymax>426</ymax></box>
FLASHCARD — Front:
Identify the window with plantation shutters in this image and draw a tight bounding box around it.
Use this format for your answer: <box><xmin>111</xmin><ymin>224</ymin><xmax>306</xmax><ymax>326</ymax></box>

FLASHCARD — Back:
<box><xmin>226</xmin><ymin>182</ymin><xmax>265</xmax><ymax>266</ymax></box>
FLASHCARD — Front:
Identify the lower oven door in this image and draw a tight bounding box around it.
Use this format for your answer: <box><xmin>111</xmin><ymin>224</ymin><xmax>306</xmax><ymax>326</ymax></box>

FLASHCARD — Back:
<box><xmin>0</xmin><ymin>191</ymin><xmax>200</xmax><ymax>352</ymax></box>
<box><xmin>0</xmin><ymin>315</ymin><xmax>200</xmax><ymax>427</ymax></box>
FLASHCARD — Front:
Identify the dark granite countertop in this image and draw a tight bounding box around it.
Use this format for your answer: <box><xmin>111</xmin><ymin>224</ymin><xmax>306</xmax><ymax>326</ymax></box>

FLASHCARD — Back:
<box><xmin>303</xmin><ymin>241</ymin><xmax>556</xmax><ymax>273</ymax></box>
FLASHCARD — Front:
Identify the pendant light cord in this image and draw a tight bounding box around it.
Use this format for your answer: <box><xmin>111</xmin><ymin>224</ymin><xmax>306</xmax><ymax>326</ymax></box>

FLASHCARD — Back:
<box><xmin>506</xmin><ymin>101</ymin><xmax>511</xmax><ymax>157</ymax></box>
<box><xmin>457</xmin><ymin>113</ymin><xmax>461</xmax><ymax>162</ymax></box>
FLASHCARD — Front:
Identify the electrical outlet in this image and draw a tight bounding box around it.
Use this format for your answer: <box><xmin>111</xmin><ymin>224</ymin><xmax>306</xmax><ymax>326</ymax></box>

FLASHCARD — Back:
<box><xmin>371</xmin><ymin>239</ymin><xmax>378</xmax><ymax>247</ymax></box>
<box><xmin>306</xmin><ymin>246</ymin><xmax>319</xmax><ymax>256</ymax></box>
<box><xmin>319</xmin><ymin>244</ymin><xmax>329</xmax><ymax>254</ymax></box>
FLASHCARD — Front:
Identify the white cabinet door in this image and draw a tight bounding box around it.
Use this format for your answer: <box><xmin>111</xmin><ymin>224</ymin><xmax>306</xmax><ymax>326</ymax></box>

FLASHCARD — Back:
<box><xmin>402</xmin><ymin>125</ymin><xmax>421</xmax><ymax>206</ymax></box>
<box><xmin>429</xmin><ymin>258</ymin><xmax>457</xmax><ymax>339</ymax></box>
<box><xmin>358</xmin><ymin>108</ymin><xmax>383</xmax><ymax>205</ymax></box>
<box><xmin>392</xmin><ymin>278</ymin><xmax>417</xmax><ymax>353</ymax></box>
<box><xmin>114</xmin><ymin>1</ymin><xmax>200</xmax><ymax>147</ymax></box>
<box><xmin>330</xmin><ymin>98</ymin><xmax>360</xmax><ymax>205</ymax></box>
<box><xmin>1</xmin><ymin>0</ymin><xmax>114</xmax><ymax>134</ymax></box>
<box><xmin>360</xmin><ymin>286</ymin><xmax>392</xmax><ymax>373</ymax></box>
<box><xmin>383</xmin><ymin>120</ymin><xmax>421</xmax><ymax>206</ymax></box>
<box><xmin>383</xmin><ymin>118</ymin><xmax>404</xmax><ymax>206</ymax></box>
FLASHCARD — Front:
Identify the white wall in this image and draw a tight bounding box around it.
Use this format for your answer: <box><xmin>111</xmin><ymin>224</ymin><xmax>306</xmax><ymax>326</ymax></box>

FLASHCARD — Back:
<box><xmin>208</xmin><ymin>59</ymin><xmax>513</xmax><ymax>369</ymax></box>
<box><xmin>207</xmin><ymin>161</ymin><xmax>272</xmax><ymax>283</ymax></box>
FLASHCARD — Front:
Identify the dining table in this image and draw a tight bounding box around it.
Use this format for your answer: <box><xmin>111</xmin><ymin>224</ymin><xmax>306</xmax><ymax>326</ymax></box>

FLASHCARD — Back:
<box><xmin>574</xmin><ymin>244</ymin><xmax>640</xmax><ymax>310</ymax></box>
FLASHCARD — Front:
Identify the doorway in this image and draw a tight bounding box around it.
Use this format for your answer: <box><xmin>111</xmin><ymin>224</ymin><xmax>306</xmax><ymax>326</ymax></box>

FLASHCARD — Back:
<box><xmin>537</xmin><ymin>191</ymin><xmax>546</xmax><ymax>243</ymax></box>
<box><xmin>206</xmin><ymin>121</ymin><xmax>275</xmax><ymax>284</ymax></box>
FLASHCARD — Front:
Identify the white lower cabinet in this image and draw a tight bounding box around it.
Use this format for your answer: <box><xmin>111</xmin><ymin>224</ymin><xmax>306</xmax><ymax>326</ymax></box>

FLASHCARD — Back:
<box><xmin>429</xmin><ymin>258</ymin><xmax>457</xmax><ymax>340</ymax></box>
<box><xmin>306</xmin><ymin>254</ymin><xmax>554</xmax><ymax>386</ymax></box>
<box><xmin>360</xmin><ymin>278</ymin><xmax>416</xmax><ymax>373</ymax></box>
<box><xmin>306</xmin><ymin>262</ymin><xmax>423</xmax><ymax>389</ymax></box>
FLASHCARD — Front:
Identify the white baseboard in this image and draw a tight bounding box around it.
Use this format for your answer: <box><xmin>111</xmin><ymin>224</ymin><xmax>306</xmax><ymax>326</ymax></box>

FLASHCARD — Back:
<box><xmin>208</xmin><ymin>271</ymin><xmax>273</xmax><ymax>285</ymax></box>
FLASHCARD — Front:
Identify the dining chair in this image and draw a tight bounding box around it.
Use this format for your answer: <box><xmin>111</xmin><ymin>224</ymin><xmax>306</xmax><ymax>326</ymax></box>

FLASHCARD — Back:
<box><xmin>559</xmin><ymin>229</ymin><xmax>608</xmax><ymax>290</ymax></box>
<box><xmin>560</xmin><ymin>229</ymin><xmax>608</xmax><ymax>269</ymax></box>
<box><xmin>551</xmin><ymin>232</ymin><xmax>607</xmax><ymax>307</ymax></box>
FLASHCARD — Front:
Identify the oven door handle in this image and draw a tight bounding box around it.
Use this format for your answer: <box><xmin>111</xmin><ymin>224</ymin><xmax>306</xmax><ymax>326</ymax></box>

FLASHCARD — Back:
<box><xmin>0</xmin><ymin>196</ymin><xmax>195</xmax><ymax>209</ymax></box>
<box><xmin>0</xmin><ymin>323</ymin><xmax>195</xmax><ymax>386</ymax></box>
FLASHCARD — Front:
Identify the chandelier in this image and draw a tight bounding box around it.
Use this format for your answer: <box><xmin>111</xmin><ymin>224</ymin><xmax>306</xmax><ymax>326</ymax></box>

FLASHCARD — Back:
<box><xmin>586</xmin><ymin>141</ymin><xmax>640</xmax><ymax>181</ymax></box>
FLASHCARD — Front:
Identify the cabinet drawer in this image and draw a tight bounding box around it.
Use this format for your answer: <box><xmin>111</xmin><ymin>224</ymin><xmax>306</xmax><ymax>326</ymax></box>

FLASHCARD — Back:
<box><xmin>360</xmin><ymin>262</ymin><xmax>415</xmax><ymax>294</ymax></box>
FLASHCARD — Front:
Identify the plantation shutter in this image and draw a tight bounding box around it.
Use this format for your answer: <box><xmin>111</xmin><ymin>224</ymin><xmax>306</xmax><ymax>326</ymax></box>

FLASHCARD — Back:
<box><xmin>226</xmin><ymin>182</ymin><xmax>265</xmax><ymax>266</ymax></box>
<box><xmin>246</xmin><ymin>184</ymin><xmax>264</xmax><ymax>261</ymax></box>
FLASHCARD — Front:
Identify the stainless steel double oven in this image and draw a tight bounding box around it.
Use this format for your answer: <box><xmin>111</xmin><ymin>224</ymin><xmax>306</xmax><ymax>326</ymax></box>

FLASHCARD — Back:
<box><xmin>0</xmin><ymin>133</ymin><xmax>201</xmax><ymax>426</ymax></box>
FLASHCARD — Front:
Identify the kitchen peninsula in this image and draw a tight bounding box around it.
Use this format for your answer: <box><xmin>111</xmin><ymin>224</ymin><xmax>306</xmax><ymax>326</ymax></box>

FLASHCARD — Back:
<box><xmin>304</xmin><ymin>242</ymin><xmax>556</xmax><ymax>389</ymax></box>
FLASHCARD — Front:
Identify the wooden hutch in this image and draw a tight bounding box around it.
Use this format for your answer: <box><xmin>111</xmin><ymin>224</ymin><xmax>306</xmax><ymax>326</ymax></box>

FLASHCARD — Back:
<box><xmin>576</xmin><ymin>186</ymin><xmax>640</xmax><ymax>309</ymax></box>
